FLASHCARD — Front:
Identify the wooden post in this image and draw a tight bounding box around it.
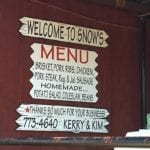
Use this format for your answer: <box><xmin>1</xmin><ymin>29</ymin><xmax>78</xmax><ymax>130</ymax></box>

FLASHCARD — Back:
<box><xmin>115</xmin><ymin>0</ymin><xmax>126</xmax><ymax>8</ymax></box>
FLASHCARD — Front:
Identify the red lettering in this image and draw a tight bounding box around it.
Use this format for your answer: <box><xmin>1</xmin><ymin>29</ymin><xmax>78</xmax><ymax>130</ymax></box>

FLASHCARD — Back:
<box><xmin>67</xmin><ymin>48</ymin><xmax>77</xmax><ymax>62</ymax></box>
<box><xmin>40</xmin><ymin>44</ymin><xmax>88</xmax><ymax>64</ymax></box>
<box><xmin>41</xmin><ymin>44</ymin><xmax>54</xmax><ymax>59</ymax></box>
<box><xmin>80</xmin><ymin>50</ymin><xmax>88</xmax><ymax>64</ymax></box>
<box><xmin>56</xmin><ymin>47</ymin><xmax>65</xmax><ymax>61</ymax></box>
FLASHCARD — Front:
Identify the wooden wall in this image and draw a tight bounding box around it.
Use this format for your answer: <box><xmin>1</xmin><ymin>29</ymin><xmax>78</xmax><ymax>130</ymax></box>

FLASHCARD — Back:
<box><xmin>0</xmin><ymin>0</ymin><xmax>141</xmax><ymax>149</ymax></box>
<box><xmin>146</xmin><ymin>20</ymin><xmax>150</xmax><ymax>114</ymax></box>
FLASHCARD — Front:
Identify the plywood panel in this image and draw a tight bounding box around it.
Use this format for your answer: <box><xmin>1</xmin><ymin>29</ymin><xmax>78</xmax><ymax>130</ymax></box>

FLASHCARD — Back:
<box><xmin>0</xmin><ymin>0</ymin><xmax>141</xmax><ymax>149</ymax></box>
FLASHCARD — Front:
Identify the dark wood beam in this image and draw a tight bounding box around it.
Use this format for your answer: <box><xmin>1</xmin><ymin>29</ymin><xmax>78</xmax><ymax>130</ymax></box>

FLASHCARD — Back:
<box><xmin>85</xmin><ymin>0</ymin><xmax>150</xmax><ymax>13</ymax></box>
